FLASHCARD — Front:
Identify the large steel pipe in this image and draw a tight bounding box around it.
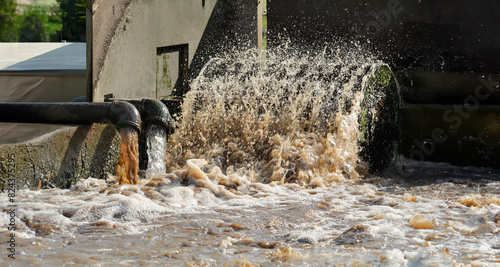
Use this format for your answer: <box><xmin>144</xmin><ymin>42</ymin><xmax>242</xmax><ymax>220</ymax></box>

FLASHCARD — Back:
<box><xmin>0</xmin><ymin>101</ymin><xmax>141</xmax><ymax>131</ymax></box>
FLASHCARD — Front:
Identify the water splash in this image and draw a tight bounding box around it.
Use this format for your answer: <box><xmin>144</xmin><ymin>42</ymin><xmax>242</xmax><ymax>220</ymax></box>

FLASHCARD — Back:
<box><xmin>3</xmin><ymin>45</ymin><xmax>500</xmax><ymax>266</ymax></box>
<box><xmin>146</xmin><ymin>123</ymin><xmax>167</xmax><ymax>176</ymax></box>
<box><xmin>116</xmin><ymin>127</ymin><xmax>139</xmax><ymax>184</ymax></box>
<box><xmin>167</xmin><ymin>46</ymin><xmax>376</xmax><ymax>186</ymax></box>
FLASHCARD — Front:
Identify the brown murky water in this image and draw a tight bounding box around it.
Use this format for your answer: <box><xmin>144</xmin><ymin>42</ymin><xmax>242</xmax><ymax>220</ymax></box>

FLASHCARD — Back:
<box><xmin>167</xmin><ymin>47</ymin><xmax>372</xmax><ymax>186</ymax></box>
<box><xmin>116</xmin><ymin>128</ymin><xmax>140</xmax><ymax>185</ymax></box>
<box><xmin>1</xmin><ymin>164</ymin><xmax>499</xmax><ymax>266</ymax></box>
<box><xmin>1</xmin><ymin>47</ymin><xmax>499</xmax><ymax>266</ymax></box>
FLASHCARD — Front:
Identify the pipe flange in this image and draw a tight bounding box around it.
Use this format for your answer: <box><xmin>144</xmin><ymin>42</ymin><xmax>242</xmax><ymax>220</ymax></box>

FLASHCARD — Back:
<box><xmin>139</xmin><ymin>98</ymin><xmax>175</xmax><ymax>133</ymax></box>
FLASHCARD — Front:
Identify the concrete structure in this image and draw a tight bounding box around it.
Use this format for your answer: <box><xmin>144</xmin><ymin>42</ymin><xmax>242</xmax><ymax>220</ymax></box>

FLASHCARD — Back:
<box><xmin>1</xmin><ymin>0</ymin><xmax>261</xmax><ymax>189</ymax></box>
<box><xmin>268</xmin><ymin>0</ymin><xmax>500</xmax><ymax>74</ymax></box>
<box><xmin>400</xmin><ymin>104</ymin><xmax>500</xmax><ymax>168</ymax></box>
<box><xmin>5</xmin><ymin>0</ymin><xmax>498</xmax><ymax>190</ymax></box>
<box><xmin>0</xmin><ymin>124</ymin><xmax>120</xmax><ymax>191</ymax></box>
<box><xmin>89</xmin><ymin>0</ymin><xmax>216</xmax><ymax>101</ymax></box>
<box><xmin>88</xmin><ymin>0</ymin><xmax>259</xmax><ymax>102</ymax></box>
<box><xmin>0</xmin><ymin>43</ymin><xmax>87</xmax><ymax>145</ymax></box>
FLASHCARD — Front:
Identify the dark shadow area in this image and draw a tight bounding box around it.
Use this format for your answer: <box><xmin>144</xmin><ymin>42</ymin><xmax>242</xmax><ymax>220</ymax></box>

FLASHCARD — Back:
<box><xmin>398</xmin><ymin>104</ymin><xmax>500</xmax><ymax>168</ymax></box>
<box><xmin>89</xmin><ymin>124</ymin><xmax>118</xmax><ymax>179</ymax></box>
<box><xmin>138</xmin><ymin>123</ymin><xmax>149</xmax><ymax>172</ymax></box>
<box><xmin>55</xmin><ymin>125</ymin><xmax>90</xmax><ymax>188</ymax></box>
<box><xmin>368</xmin><ymin>161</ymin><xmax>500</xmax><ymax>196</ymax></box>
<box><xmin>268</xmin><ymin>0</ymin><xmax>500</xmax><ymax>74</ymax></box>
<box><xmin>159</xmin><ymin>44</ymin><xmax>189</xmax><ymax>97</ymax></box>
<box><xmin>188</xmin><ymin>0</ymin><xmax>258</xmax><ymax>86</ymax></box>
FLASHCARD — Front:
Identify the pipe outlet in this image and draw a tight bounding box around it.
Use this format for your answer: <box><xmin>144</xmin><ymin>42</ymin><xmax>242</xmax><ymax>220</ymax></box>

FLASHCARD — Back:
<box><xmin>138</xmin><ymin>98</ymin><xmax>175</xmax><ymax>133</ymax></box>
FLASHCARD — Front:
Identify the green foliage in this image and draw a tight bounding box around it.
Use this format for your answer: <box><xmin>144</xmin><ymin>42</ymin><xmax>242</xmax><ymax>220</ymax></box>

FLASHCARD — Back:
<box><xmin>57</xmin><ymin>0</ymin><xmax>86</xmax><ymax>42</ymax></box>
<box><xmin>358</xmin><ymin>65</ymin><xmax>399</xmax><ymax>172</ymax></box>
<box><xmin>0</xmin><ymin>0</ymin><xmax>19</xmax><ymax>41</ymax></box>
<box><xmin>359</xmin><ymin>66</ymin><xmax>393</xmax><ymax>141</ymax></box>
<box><xmin>373</xmin><ymin>66</ymin><xmax>391</xmax><ymax>86</ymax></box>
<box><xmin>0</xmin><ymin>0</ymin><xmax>86</xmax><ymax>43</ymax></box>
<box><xmin>19</xmin><ymin>5</ymin><xmax>62</xmax><ymax>42</ymax></box>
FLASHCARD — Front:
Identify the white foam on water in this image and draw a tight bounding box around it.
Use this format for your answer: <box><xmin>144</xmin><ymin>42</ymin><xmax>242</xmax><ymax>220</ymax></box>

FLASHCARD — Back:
<box><xmin>1</xmin><ymin>167</ymin><xmax>500</xmax><ymax>265</ymax></box>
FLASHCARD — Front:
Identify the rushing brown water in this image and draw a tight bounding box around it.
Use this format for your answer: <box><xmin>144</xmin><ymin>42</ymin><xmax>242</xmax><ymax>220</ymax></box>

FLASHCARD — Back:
<box><xmin>116</xmin><ymin>127</ymin><xmax>139</xmax><ymax>185</ymax></box>
<box><xmin>2</xmin><ymin>163</ymin><xmax>499</xmax><ymax>266</ymax></box>
<box><xmin>1</xmin><ymin>47</ymin><xmax>499</xmax><ymax>266</ymax></box>
<box><xmin>167</xmin><ymin>47</ymin><xmax>374</xmax><ymax>187</ymax></box>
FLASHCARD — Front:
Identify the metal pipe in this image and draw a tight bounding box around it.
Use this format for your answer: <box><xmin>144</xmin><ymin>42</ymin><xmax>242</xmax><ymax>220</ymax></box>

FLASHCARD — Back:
<box><xmin>105</xmin><ymin>98</ymin><xmax>175</xmax><ymax>133</ymax></box>
<box><xmin>0</xmin><ymin>101</ymin><xmax>141</xmax><ymax>131</ymax></box>
<box><xmin>137</xmin><ymin>98</ymin><xmax>174</xmax><ymax>133</ymax></box>
<box><xmin>111</xmin><ymin>98</ymin><xmax>175</xmax><ymax>173</ymax></box>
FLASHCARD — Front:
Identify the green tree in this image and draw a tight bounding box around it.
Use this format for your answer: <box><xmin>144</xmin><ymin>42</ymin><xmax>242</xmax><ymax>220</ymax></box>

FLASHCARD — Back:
<box><xmin>58</xmin><ymin>0</ymin><xmax>86</xmax><ymax>42</ymax></box>
<box><xmin>0</xmin><ymin>0</ymin><xmax>19</xmax><ymax>42</ymax></box>
<box><xmin>19</xmin><ymin>5</ymin><xmax>62</xmax><ymax>42</ymax></box>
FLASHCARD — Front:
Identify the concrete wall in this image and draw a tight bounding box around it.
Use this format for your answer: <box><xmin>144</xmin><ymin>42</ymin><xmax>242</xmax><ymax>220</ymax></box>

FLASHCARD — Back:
<box><xmin>188</xmin><ymin>0</ymin><xmax>260</xmax><ymax>84</ymax></box>
<box><xmin>268</xmin><ymin>0</ymin><xmax>500</xmax><ymax>102</ymax></box>
<box><xmin>0</xmin><ymin>42</ymin><xmax>87</xmax><ymax>102</ymax></box>
<box><xmin>0</xmin><ymin>124</ymin><xmax>120</xmax><ymax>190</ymax></box>
<box><xmin>0</xmin><ymin>74</ymin><xmax>86</xmax><ymax>102</ymax></box>
<box><xmin>90</xmin><ymin>0</ymin><xmax>218</xmax><ymax>102</ymax></box>
<box><xmin>0</xmin><ymin>0</ymin><xmax>261</xmax><ymax>189</ymax></box>
<box><xmin>400</xmin><ymin>104</ymin><xmax>500</xmax><ymax>168</ymax></box>
<box><xmin>89</xmin><ymin>0</ymin><xmax>259</xmax><ymax>102</ymax></box>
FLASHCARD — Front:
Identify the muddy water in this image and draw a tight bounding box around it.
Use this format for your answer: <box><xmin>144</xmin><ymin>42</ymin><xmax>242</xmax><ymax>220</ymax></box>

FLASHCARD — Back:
<box><xmin>1</xmin><ymin>47</ymin><xmax>500</xmax><ymax>266</ymax></box>
<box><xmin>116</xmin><ymin>128</ymin><xmax>140</xmax><ymax>185</ymax></box>
<box><xmin>167</xmin><ymin>47</ymin><xmax>374</xmax><ymax>186</ymax></box>
<box><xmin>1</xmin><ymin>163</ymin><xmax>499</xmax><ymax>266</ymax></box>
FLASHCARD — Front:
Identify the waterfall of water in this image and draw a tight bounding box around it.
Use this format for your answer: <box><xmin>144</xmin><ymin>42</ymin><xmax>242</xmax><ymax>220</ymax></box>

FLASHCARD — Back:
<box><xmin>146</xmin><ymin>123</ymin><xmax>167</xmax><ymax>176</ymax></box>
<box><xmin>116</xmin><ymin>127</ymin><xmax>139</xmax><ymax>184</ymax></box>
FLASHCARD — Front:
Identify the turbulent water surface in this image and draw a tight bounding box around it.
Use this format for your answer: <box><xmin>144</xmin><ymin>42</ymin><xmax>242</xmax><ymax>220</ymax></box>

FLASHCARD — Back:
<box><xmin>1</xmin><ymin>47</ymin><xmax>500</xmax><ymax>266</ymax></box>
<box><xmin>1</xmin><ymin>163</ymin><xmax>499</xmax><ymax>266</ymax></box>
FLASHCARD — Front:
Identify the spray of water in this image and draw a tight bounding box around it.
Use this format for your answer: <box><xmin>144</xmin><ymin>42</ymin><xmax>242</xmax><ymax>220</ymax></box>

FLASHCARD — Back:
<box><xmin>166</xmin><ymin>46</ymin><xmax>377</xmax><ymax>187</ymax></box>
<box><xmin>146</xmin><ymin>123</ymin><xmax>167</xmax><ymax>176</ymax></box>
